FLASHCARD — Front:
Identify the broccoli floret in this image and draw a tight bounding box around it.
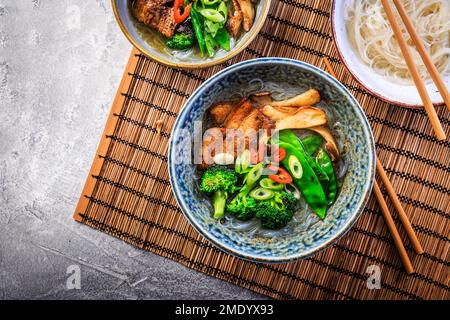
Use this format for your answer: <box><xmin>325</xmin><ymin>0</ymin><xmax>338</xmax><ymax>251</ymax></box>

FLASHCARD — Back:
<box><xmin>255</xmin><ymin>191</ymin><xmax>297</xmax><ymax>229</ymax></box>
<box><xmin>200</xmin><ymin>166</ymin><xmax>238</xmax><ymax>219</ymax></box>
<box><xmin>164</xmin><ymin>21</ymin><xmax>195</xmax><ymax>50</ymax></box>
<box><xmin>226</xmin><ymin>185</ymin><xmax>257</xmax><ymax>221</ymax></box>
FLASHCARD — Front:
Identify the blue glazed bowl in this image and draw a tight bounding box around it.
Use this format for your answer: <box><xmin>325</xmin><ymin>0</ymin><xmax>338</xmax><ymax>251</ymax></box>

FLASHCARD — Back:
<box><xmin>168</xmin><ymin>58</ymin><xmax>376</xmax><ymax>263</ymax></box>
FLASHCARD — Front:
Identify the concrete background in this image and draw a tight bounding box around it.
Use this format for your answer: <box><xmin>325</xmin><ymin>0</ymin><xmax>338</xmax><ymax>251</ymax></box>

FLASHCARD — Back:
<box><xmin>0</xmin><ymin>0</ymin><xmax>262</xmax><ymax>300</ymax></box>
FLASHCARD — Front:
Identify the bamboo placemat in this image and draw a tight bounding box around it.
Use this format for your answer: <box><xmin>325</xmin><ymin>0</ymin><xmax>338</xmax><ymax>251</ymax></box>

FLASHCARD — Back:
<box><xmin>74</xmin><ymin>0</ymin><xmax>449</xmax><ymax>300</ymax></box>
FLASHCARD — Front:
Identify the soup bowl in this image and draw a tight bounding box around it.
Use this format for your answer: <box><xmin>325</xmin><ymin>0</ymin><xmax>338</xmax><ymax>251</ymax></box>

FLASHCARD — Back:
<box><xmin>112</xmin><ymin>0</ymin><xmax>271</xmax><ymax>69</ymax></box>
<box><xmin>168</xmin><ymin>58</ymin><xmax>376</xmax><ymax>263</ymax></box>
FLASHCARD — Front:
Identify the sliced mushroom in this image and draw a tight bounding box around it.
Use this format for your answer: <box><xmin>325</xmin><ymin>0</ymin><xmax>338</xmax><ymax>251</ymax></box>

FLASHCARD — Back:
<box><xmin>275</xmin><ymin>107</ymin><xmax>328</xmax><ymax>130</ymax></box>
<box><xmin>309</xmin><ymin>126</ymin><xmax>340</xmax><ymax>160</ymax></box>
<box><xmin>250</xmin><ymin>92</ymin><xmax>273</xmax><ymax>107</ymax></box>
<box><xmin>271</xmin><ymin>89</ymin><xmax>321</xmax><ymax>108</ymax></box>
<box><xmin>261</xmin><ymin>105</ymin><xmax>297</xmax><ymax>121</ymax></box>
<box><xmin>236</xmin><ymin>0</ymin><xmax>255</xmax><ymax>31</ymax></box>
<box><xmin>251</xmin><ymin>89</ymin><xmax>321</xmax><ymax>110</ymax></box>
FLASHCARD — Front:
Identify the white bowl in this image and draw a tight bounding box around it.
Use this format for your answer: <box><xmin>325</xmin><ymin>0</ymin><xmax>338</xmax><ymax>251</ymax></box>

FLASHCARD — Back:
<box><xmin>331</xmin><ymin>0</ymin><xmax>449</xmax><ymax>108</ymax></box>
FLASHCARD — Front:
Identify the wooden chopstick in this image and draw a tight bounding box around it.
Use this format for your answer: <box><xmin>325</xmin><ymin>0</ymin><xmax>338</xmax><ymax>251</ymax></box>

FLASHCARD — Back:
<box><xmin>392</xmin><ymin>0</ymin><xmax>450</xmax><ymax>112</ymax></box>
<box><xmin>380</xmin><ymin>0</ymin><xmax>446</xmax><ymax>141</ymax></box>
<box><xmin>323</xmin><ymin>57</ymin><xmax>420</xmax><ymax>273</ymax></box>
<box><xmin>372</xmin><ymin>182</ymin><xmax>414</xmax><ymax>274</ymax></box>
<box><xmin>376</xmin><ymin>159</ymin><xmax>423</xmax><ymax>254</ymax></box>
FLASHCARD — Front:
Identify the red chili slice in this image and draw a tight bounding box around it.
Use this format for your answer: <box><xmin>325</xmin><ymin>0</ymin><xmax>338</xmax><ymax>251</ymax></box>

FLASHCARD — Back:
<box><xmin>267</xmin><ymin>165</ymin><xmax>293</xmax><ymax>184</ymax></box>
<box><xmin>272</xmin><ymin>146</ymin><xmax>286</xmax><ymax>163</ymax></box>
<box><xmin>174</xmin><ymin>0</ymin><xmax>192</xmax><ymax>23</ymax></box>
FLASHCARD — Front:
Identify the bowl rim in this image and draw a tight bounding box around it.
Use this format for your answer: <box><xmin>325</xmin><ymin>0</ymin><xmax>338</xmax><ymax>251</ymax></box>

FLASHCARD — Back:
<box><xmin>330</xmin><ymin>0</ymin><xmax>446</xmax><ymax>109</ymax></box>
<box><xmin>111</xmin><ymin>0</ymin><xmax>272</xmax><ymax>69</ymax></box>
<box><xmin>168</xmin><ymin>57</ymin><xmax>376</xmax><ymax>263</ymax></box>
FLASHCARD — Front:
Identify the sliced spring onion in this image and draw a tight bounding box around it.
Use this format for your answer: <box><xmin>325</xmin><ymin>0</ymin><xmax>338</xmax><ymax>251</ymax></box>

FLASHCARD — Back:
<box><xmin>249</xmin><ymin>188</ymin><xmax>275</xmax><ymax>201</ymax></box>
<box><xmin>217</xmin><ymin>1</ymin><xmax>228</xmax><ymax>20</ymax></box>
<box><xmin>259</xmin><ymin>178</ymin><xmax>285</xmax><ymax>191</ymax></box>
<box><xmin>285</xmin><ymin>183</ymin><xmax>301</xmax><ymax>200</ymax></box>
<box><xmin>199</xmin><ymin>9</ymin><xmax>225</xmax><ymax>23</ymax></box>
<box><xmin>246</xmin><ymin>163</ymin><xmax>263</xmax><ymax>186</ymax></box>
<box><xmin>235</xmin><ymin>150</ymin><xmax>251</xmax><ymax>174</ymax></box>
<box><xmin>201</xmin><ymin>0</ymin><xmax>220</xmax><ymax>5</ymax></box>
<box><xmin>288</xmin><ymin>155</ymin><xmax>303</xmax><ymax>179</ymax></box>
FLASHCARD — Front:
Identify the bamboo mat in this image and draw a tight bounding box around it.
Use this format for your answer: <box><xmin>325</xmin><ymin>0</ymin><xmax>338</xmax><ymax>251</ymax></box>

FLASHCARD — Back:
<box><xmin>74</xmin><ymin>0</ymin><xmax>449</xmax><ymax>300</ymax></box>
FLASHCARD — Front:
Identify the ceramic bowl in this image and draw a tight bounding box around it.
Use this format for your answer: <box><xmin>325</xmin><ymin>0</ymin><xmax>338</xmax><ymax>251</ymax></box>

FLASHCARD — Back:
<box><xmin>331</xmin><ymin>0</ymin><xmax>449</xmax><ymax>108</ymax></box>
<box><xmin>168</xmin><ymin>58</ymin><xmax>376</xmax><ymax>263</ymax></box>
<box><xmin>112</xmin><ymin>0</ymin><xmax>271</xmax><ymax>69</ymax></box>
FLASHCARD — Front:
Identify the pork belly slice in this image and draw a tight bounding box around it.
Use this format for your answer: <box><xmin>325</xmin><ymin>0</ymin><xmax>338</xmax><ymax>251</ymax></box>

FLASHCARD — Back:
<box><xmin>158</xmin><ymin>7</ymin><xmax>178</xmax><ymax>39</ymax></box>
<box><xmin>132</xmin><ymin>0</ymin><xmax>177</xmax><ymax>39</ymax></box>
<box><xmin>223</xmin><ymin>99</ymin><xmax>254</xmax><ymax>130</ymax></box>
<box><xmin>208</xmin><ymin>103</ymin><xmax>234</xmax><ymax>126</ymax></box>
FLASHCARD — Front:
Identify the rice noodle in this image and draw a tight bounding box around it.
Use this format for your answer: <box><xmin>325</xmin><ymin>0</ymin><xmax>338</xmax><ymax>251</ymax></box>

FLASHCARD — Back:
<box><xmin>345</xmin><ymin>0</ymin><xmax>450</xmax><ymax>84</ymax></box>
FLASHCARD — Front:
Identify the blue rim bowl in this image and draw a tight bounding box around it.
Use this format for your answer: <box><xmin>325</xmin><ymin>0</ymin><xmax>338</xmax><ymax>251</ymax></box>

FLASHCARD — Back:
<box><xmin>168</xmin><ymin>58</ymin><xmax>376</xmax><ymax>263</ymax></box>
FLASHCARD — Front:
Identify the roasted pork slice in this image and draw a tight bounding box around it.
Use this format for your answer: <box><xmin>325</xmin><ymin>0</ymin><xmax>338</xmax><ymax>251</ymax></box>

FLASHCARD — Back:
<box><xmin>132</xmin><ymin>0</ymin><xmax>177</xmax><ymax>39</ymax></box>
<box><xmin>238</xmin><ymin>108</ymin><xmax>265</xmax><ymax>133</ymax></box>
<box><xmin>223</xmin><ymin>100</ymin><xmax>254</xmax><ymax>129</ymax></box>
<box><xmin>227</xmin><ymin>0</ymin><xmax>243</xmax><ymax>38</ymax></box>
<box><xmin>209</xmin><ymin>103</ymin><xmax>233</xmax><ymax>126</ymax></box>
<box><xmin>157</xmin><ymin>7</ymin><xmax>178</xmax><ymax>39</ymax></box>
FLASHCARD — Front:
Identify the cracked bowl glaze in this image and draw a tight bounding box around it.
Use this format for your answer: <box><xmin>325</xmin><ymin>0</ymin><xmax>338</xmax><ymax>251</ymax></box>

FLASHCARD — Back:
<box><xmin>168</xmin><ymin>58</ymin><xmax>375</xmax><ymax>263</ymax></box>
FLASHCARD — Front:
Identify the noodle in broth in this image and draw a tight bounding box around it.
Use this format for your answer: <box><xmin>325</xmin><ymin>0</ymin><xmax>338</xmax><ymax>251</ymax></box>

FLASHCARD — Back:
<box><xmin>199</xmin><ymin>81</ymin><xmax>348</xmax><ymax>238</ymax></box>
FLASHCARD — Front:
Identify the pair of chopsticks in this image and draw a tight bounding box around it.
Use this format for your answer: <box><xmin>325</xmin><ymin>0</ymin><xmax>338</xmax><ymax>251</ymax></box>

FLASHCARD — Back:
<box><xmin>323</xmin><ymin>57</ymin><xmax>423</xmax><ymax>274</ymax></box>
<box><xmin>381</xmin><ymin>0</ymin><xmax>449</xmax><ymax>141</ymax></box>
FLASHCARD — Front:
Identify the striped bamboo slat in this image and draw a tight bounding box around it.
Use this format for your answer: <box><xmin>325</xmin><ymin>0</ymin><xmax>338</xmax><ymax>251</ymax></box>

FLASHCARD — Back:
<box><xmin>74</xmin><ymin>0</ymin><xmax>449</xmax><ymax>300</ymax></box>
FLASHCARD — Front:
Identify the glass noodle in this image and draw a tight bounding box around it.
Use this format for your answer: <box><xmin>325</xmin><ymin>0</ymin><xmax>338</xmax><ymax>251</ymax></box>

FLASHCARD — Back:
<box><xmin>197</xmin><ymin>81</ymin><xmax>349</xmax><ymax>238</ymax></box>
<box><xmin>345</xmin><ymin>0</ymin><xmax>450</xmax><ymax>84</ymax></box>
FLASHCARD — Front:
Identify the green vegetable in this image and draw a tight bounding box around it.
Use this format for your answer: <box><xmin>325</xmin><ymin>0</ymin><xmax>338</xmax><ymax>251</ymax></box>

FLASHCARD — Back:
<box><xmin>250</xmin><ymin>188</ymin><xmax>275</xmax><ymax>201</ymax></box>
<box><xmin>259</xmin><ymin>178</ymin><xmax>284</xmax><ymax>191</ymax></box>
<box><xmin>301</xmin><ymin>135</ymin><xmax>324</xmax><ymax>155</ymax></box>
<box><xmin>190</xmin><ymin>8</ymin><xmax>206</xmax><ymax>57</ymax></box>
<box><xmin>277</xmin><ymin>142</ymin><xmax>328</xmax><ymax>219</ymax></box>
<box><xmin>201</xmin><ymin>0</ymin><xmax>220</xmax><ymax>5</ymax></box>
<box><xmin>235</xmin><ymin>150</ymin><xmax>251</xmax><ymax>174</ymax></box>
<box><xmin>214</xmin><ymin>27</ymin><xmax>230</xmax><ymax>51</ymax></box>
<box><xmin>246</xmin><ymin>163</ymin><xmax>264</xmax><ymax>186</ymax></box>
<box><xmin>204</xmin><ymin>33</ymin><xmax>218</xmax><ymax>57</ymax></box>
<box><xmin>200</xmin><ymin>166</ymin><xmax>238</xmax><ymax>219</ymax></box>
<box><xmin>164</xmin><ymin>31</ymin><xmax>195</xmax><ymax>50</ymax></box>
<box><xmin>204</xmin><ymin>20</ymin><xmax>221</xmax><ymax>38</ymax></box>
<box><xmin>288</xmin><ymin>155</ymin><xmax>303</xmax><ymax>179</ymax></box>
<box><xmin>316</xmin><ymin>148</ymin><xmax>337</xmax><ymax>205</ymax></box>
<box><xmin>226</xmin><ymin>184</ymin><xmax>257</xmax><ymax>221</ymax></box>
<box><xmin>285</xmin><ymin>183</ymin><xmax>301</xmax><ymax>200</ymax></box>
<box><xmin>200</xmin><ymin>8</ymin><xmax>225</xmax><ymax>23</ymax></box>
<box><xmin>255</xmin><ymin>192</ymin><xmax>297</xmax><ymax>229</ymax></box>
<box><xmin>278</xmin><ymin>130</ymin><xmax>329</xmax><ymax>189</ymax></box>
<box><xmin>217</xmin><ymin>1</ymin><xmax>228</xmax><ymax>20</ymax></box>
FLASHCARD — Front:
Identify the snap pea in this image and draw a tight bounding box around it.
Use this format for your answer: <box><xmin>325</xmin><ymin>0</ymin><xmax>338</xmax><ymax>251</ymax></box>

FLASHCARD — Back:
<box><xmin>214</xmin><ymin>27</ymin><xmax>230</xmax><ymax>51</ymax></box>
<box><xmin>278</xmin><ymin>130</ymin><xmax>329</xmax><ymax>184</ymax></box>
<box><xmin>301</xmin><ymin>135</ymin><xmax>324</xmax><ymax>155</ymax></box>
<box><xmin>316</xmin><ymin>148</ymin><xmax>337</xmax><ymax>205</ymax></box>
<box><xmin>190</xmin><ymin>8</ymin><xmax>206</xmax><ymax>57</ymax></box>
<box><xmin>204</xmin><ymin>33</ymin><xmax>218</xmax><ymax>57</ymax></box>
<box><xmin>277</xmin><ymin>142</ymin><xmax>328</xmax><ymax>218</ymax></box>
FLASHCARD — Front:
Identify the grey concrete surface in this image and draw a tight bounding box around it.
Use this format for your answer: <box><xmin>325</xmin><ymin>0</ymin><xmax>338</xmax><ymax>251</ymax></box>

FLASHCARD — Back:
<box><xmin>0</xmin><ymin>0</ymin><xmax>263</xmax><ymax>300</ymax></box>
